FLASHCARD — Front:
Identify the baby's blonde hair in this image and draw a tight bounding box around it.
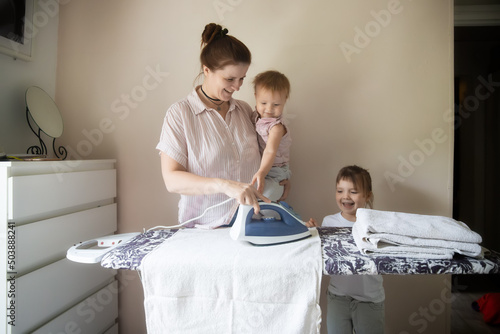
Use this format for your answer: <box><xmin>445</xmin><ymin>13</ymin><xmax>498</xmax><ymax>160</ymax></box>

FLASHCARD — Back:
<box><xmin>253</xmin><ymin>70</ymin><xmax>290</xmax><ymax>98</ymax></box>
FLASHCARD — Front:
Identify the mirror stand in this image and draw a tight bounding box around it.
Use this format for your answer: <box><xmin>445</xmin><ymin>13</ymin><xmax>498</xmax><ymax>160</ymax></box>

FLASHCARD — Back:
<box><xmin>26</xmin><ymin>107</ymin><xmax>67</xmax><ymax>159</ymax></box>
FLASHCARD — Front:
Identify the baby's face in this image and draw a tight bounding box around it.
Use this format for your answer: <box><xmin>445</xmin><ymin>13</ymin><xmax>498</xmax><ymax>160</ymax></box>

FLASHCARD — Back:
<box><xmin>254</xmin><ymin>87</ymin><xmax>287</xmax><ymax>119</ymax></box>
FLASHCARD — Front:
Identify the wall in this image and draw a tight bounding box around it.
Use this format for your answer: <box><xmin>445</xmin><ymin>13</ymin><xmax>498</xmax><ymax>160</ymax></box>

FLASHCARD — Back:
<box><xmin>0</xmin><ymin>0</ymin><xmax>59</xmax><ymax>155</ymax></box>
<box><xmin>53</xmin><ymin>1</ymin><xmax>455</xmax><ymax>333</ymax></box>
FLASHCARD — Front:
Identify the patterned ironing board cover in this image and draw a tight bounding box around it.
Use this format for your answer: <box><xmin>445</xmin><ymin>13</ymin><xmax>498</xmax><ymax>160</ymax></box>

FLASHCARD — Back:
<box><xmin>101</xmin><ymin>227</ymin><xmax>500</xmax><ymax>275</ymax></box>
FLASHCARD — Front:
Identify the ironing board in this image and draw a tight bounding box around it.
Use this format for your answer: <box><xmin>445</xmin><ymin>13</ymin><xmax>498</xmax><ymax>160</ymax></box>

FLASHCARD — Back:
<box><xmin>101</xmin><ymin>227</ymin><xmax>500</xmax><ymax>275</ymax></box>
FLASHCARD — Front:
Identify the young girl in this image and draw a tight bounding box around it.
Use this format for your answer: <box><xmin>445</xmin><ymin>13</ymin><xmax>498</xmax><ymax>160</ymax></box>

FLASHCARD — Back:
<box><xmin>251</xmin><ymin>70</ymin><xmax>292</xmax><ymax>202</ymax></box>
<box><xmin>322</xmin><ymin>165</ymin><xmax>385</xmax><ymax>334</ymax></box>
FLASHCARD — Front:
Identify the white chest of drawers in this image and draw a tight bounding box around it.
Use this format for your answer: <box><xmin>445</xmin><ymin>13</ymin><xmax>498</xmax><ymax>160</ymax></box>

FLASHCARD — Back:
<box><xmin>0</xmin><ymin>160</ymin><xmax>119</xmax><ymax>334</ymax></box>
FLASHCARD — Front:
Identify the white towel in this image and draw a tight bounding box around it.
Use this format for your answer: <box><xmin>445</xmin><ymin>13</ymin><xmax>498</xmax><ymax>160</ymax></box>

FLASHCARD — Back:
<box><xmin>352</xmin><ymin>223</ymin><xmax>455</xmax><ymax>259</ymax></box>
<box><xmin>356</xmin><ymin>208</ymin><xmax>482</xmax><ymax>243</ymax></box>
<box><xmin>353</xmin><ymin>209</ymin><xmax>483</xmax><ymax>259</ymax></box>
<box><xmin>362</xmin><ymin>231</ymin><xmax>482</xmax><ymax>257</ymax></box>
<box><xmin>139</xmin><ymin>228</ymin><xmax>322</xmax><ymax>334</ymax></box>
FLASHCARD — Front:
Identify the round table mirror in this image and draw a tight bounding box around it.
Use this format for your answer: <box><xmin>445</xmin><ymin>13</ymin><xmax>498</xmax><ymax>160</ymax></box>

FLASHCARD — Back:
<box><xmin>25</xmin><ymin>86</ymin><xmax>66</xmax><ymax>159</ymax></box>
<box><xmin>26</xmin><ymin>86</ymin><xmax>64</xmax><ymax>138</ymax></box>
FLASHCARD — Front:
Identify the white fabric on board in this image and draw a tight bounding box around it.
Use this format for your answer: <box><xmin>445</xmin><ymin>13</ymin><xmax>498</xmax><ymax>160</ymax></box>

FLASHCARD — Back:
<box><xmin>140</xmin><ymin>228</ymin><xmax>323</xmax><ymax>334</ymax></box>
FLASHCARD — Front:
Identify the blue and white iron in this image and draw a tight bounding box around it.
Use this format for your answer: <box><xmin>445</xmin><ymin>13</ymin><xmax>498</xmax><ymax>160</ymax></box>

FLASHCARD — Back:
<box><xmin>230</xmin><ymin>202</ymin><xmax>311</xmax><ymax>246</ymax></box>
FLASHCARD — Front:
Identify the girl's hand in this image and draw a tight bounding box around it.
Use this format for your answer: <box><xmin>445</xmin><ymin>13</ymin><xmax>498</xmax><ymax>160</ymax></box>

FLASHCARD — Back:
<box><xmin>305</xmin><ymin>218</ymin><xmax>318</xmax><ymax>228</ymax></box>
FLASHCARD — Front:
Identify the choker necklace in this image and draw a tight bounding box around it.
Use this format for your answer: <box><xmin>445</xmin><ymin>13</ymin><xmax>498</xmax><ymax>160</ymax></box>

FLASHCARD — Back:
<box><xmin>201</xmin><ymin>85</ymin><xmax>225</xmax><ymax>111</ymax></box>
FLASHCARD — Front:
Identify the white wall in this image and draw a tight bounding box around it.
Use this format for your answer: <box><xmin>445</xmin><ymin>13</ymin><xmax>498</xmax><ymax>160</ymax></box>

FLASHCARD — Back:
<box><xmin>12</xmin><ymin>0</ymin><xmax>454</xmax><ymax>333</ymax></box>
<box><xmin>0</xmin><ymin>1</ymin><xmax>59</xmax><ymax>155</ymax></box>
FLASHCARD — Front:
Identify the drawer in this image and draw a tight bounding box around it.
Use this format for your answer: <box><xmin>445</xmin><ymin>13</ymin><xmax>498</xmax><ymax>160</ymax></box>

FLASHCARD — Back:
<box><xmin>16</xmin><ymin>204</ymin><xmax>117</xmax><ymax>275</ymax></box>
<box><xmin>10</xmin><ymin>258</ymin><xmax>116</xmax><ymax>333</ymax></box>
<box><xmin>8</xmin><ymin>169</ymin><xmax>116</xmax><ymax>222</ymax></box>
<box><xmin>31</xmin><ymin>281</ymin><xmax>118</xmax><ymax>334</ymax></box>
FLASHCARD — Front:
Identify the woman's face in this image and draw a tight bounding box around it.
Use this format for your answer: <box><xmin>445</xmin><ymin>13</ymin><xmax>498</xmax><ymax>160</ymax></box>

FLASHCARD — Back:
<box><xmin>203</xmin><ymin>63</ymin><xmax>250</xmax><ymax>101</ymax></box>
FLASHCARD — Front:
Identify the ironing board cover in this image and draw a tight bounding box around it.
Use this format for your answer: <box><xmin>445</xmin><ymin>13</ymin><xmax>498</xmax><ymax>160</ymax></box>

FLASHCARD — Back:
<box><xmin>101</xmin><ymin>227</ymin><xmax>500</xmax><ymax>275</ymax></box>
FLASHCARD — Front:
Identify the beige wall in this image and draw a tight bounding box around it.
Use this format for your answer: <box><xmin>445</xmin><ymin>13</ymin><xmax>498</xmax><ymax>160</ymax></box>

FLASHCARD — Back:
<box><xmin>56</xmin><ymin>1</ymin><xmax>454</xmax><ymax>333</ymax></box>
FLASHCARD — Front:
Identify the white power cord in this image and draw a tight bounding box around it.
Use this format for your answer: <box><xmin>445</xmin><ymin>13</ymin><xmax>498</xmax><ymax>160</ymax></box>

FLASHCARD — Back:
<box><xmin>145</xmin><ymin>198</ymin><xmax>235</xmax><ymax>232</ymax></box>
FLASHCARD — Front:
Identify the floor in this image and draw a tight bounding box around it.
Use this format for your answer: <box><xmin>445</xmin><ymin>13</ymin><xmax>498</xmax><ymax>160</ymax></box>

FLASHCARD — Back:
<box><xmin>451</xmin><ymin>292</ymin><xmax>500</xmax><ymax>334</ymax></box>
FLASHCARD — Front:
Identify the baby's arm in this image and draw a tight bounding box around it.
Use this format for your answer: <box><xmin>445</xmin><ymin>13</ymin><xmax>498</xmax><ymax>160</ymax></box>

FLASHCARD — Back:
<box><xmin>252</xmin><ymin>123</ymin><xmax>286</xmax><ymax>194</ymax></box>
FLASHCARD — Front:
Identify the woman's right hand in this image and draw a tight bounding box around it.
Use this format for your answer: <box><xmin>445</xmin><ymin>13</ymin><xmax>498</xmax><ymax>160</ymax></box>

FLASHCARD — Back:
<box><xmin>222</xmin><ymin>179</ymin><xmax>270</xmax><ymax>214</ymax></box>
<box><xmin>161</xmin><ymin>153</ymin><xmax>269</xmax><ymax>213</ymax></box>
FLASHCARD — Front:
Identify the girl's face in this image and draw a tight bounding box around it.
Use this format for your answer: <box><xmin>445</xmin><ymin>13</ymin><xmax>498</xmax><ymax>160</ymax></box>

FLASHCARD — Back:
<box><xmin>254</xmin><ymin>87</ymin><xmax>287</xmax><ymax>119</ymax></box>
<box><xmin>203</xmin><ymin>63</ymin><xmax>250</xmax><ymax>101</ymax></box>
<box><xmin>336</xmin><ymin>178</ymin><xmax>370</xmax><ymax>221</ymax></box>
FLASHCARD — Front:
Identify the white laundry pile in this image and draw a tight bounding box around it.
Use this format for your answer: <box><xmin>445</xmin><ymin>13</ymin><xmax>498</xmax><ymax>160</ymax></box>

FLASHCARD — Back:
<box><xmin>139</xmin><ymin>228</ymin><xmax>323</xmax><ymax>334</ymax></box>
<box><xmin>352</xmin><ymin>209</ymin><xmax>484</xmax><ymax>259</ymax></box>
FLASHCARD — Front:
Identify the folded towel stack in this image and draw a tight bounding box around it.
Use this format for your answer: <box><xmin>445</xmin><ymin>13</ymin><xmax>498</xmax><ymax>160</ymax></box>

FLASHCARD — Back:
<box><xmin>352</xmin><ymin>209</ymin><xmax>483</xmax><ymax>259</ymax></box>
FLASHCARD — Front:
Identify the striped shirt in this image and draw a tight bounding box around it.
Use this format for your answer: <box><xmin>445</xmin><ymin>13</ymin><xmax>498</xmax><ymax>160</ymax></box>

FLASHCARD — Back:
<box><xmin>255</xmin><ymin>116</ymin><xmax>292</xmax><ymax>167</ymax></box>
<box><xmin>156</xmin><ymin>87</ymin><xmax>261</xmax><ymax>228</ymax></box>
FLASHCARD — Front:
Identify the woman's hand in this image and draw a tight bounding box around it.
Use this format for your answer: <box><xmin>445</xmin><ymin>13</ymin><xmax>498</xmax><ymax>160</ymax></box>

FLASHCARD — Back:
<box><xmin>160</xmin><ymin>152</ymin><xmax>270</xmax><ymax>213</ymax></box>
<box><xmin>222</xmin><ymin>179</ymin><xmax>270</xmax><ymax>214</ymax></box>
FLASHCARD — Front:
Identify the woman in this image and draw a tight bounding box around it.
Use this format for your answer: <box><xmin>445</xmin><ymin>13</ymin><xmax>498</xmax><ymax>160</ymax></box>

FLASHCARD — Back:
<box><xmin>157</xmin><ymin>23</ymin><xmax>274</xmax><ymax>228</ymax></box>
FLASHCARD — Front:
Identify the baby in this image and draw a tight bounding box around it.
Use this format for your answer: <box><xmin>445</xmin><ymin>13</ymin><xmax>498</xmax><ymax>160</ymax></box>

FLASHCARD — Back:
<box><xmin>252</xmin><ymin>70</ymin><xmax>292</xmax><ymax>202</ymax></box>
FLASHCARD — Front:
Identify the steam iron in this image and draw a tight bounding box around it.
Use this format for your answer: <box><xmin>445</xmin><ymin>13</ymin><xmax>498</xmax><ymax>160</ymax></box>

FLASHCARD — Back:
<box><xmin>67</xmin><ymin>232</ymin><xmax>140</xmax><ymax>264</ymax></box>
<box><xmin>230</xmin><ymin>202</ymin><xmax>311</xmax><ymax>246</ymax></box>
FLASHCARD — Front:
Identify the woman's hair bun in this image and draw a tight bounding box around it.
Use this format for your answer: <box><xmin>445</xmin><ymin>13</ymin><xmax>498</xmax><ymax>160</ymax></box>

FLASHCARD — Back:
<box><xmin>201</xmin><ymin>23</ymin><xmax>227</xmax><ymax>46</ymax></box>
<box><xmin>199</xmin><ymin>22</ymin><xmax>251</xmax><ymax>71</ymax></box>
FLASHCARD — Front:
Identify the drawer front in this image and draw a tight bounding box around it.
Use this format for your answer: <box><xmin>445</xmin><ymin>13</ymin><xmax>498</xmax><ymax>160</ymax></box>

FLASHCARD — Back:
<box><xmin>31</xmin><ymin>281</ymin><xmax>119</xmax><ymax>334</ymax></box>
<box><xmin>8</xmin><ymin>169</ymin><xmax>116</xmax><ymax>222</ymax></box>
<box><xmin>16</xmin><ymin>204</ymin><xmax>117</xmax><ymax>275</ymax></box>
<box><xmin>10</xmin><ymin>258</ymin><xmax>116</xmax><ymax>334</ymax></box>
